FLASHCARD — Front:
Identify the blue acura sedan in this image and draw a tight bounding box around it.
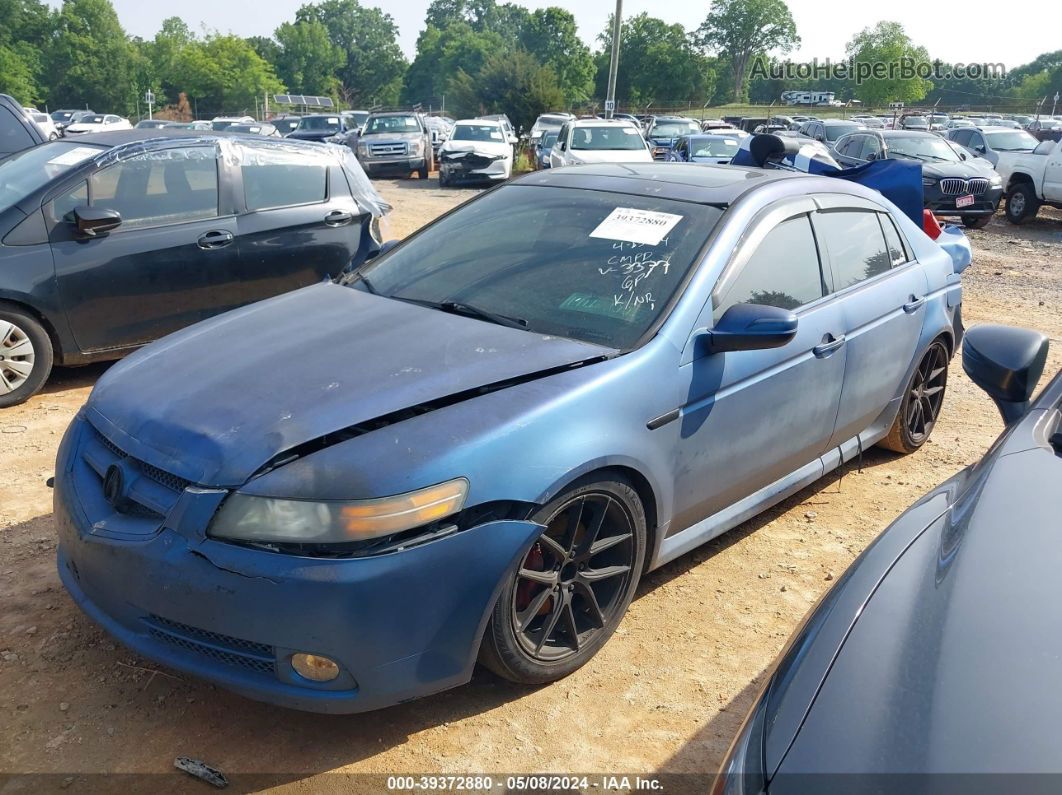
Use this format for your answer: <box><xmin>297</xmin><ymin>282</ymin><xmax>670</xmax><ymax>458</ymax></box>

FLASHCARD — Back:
<box><xmin>55</xmin><ymin>163</ymin><xmax>964</xmax><ymax>713</ymax></box>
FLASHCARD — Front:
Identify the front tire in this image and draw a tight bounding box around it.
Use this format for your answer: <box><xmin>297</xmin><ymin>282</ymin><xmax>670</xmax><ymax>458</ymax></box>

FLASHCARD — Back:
<box><xmin>1005</xmin><ymin>183</ymin><xmax>1040</xmax><ymax>224</ymax></box>
<box><xmin>479</xmin><ymin>474</ymin><xmax>647</xmax><ymax>685</ymax></box>
<box><xmin>878</xmin><ymin>339</ymin><xmax>949</xmax><ymax>454</ymax></box>
<box><xmin>0</xmin><ymin>306</ymin><xmax>53</xmax><ymax>408</ymax></box>
<box><xmin>962</xmin><ymin>214</ymin><xmax>991</xmax><ymax>229</ymax></box>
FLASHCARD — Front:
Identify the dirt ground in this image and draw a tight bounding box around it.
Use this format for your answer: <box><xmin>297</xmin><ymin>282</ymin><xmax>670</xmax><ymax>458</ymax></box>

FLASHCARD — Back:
<box><xmin>1</xmin><ymin>178</ymin><xmax>1060</xmax><ymax>791</ymax></box>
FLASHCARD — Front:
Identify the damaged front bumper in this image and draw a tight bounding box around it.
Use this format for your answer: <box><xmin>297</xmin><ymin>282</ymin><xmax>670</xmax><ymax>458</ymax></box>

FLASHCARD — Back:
<box><xmin>54</xmin><ymin>415</ymin><xmax>542</xmax><ymax>714</ymax></box>
<box><xmin>439</xmin><ymin>151</ymin><xmax>507</xmax><ymax>182</ymax></box>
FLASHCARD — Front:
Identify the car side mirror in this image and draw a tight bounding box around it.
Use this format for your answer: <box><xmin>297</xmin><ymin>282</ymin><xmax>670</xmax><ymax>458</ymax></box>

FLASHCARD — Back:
<box><xmin>962</xmin><ymin>324</ymin><xmax>1049</xmax><ymax>424</ymax></box>
<box><xmin>866</xmin><ymin>151</ymin><xmax>877</xmax><ymax>161</ymax></box>
<box><xmin>975</xmin><ymin>145</ymin><xmax>986</xmax><ymax>154</ymax></box>
<box><xmin>72</xmin><ymin>206</ymin><xmax>121</xmax><ymax>237</ymax></box>
<box><xmin>958</xmin><ymin>150</ymin><xmax>968</xmax><ymax>160</ymax></box>
<box><xmin>703</xmin><ymin>303</ymin><xmax>799</xmax><ymax>354</ymax></box>
<box><xmin>366</xmin><ymin>239</ymin><xmax>400</xmax><ymax>261</ymax></box>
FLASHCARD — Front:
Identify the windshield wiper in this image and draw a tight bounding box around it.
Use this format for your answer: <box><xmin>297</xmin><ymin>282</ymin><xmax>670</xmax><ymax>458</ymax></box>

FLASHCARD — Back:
<box><xmin>392</xmin><ymin>296</ymin><xmax>529</xmax><ymax>330</ymax></box>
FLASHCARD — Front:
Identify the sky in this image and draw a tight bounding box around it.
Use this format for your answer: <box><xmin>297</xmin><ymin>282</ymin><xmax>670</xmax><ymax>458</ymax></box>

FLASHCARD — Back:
<box><xmin>49</xmin><ymin>0</ymin><xmax>1054</xmax><ymax>73</ymax></box>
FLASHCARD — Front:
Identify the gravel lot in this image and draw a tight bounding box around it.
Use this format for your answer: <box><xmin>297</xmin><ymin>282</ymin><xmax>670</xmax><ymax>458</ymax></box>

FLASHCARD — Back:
<box><xmin>1</xmin><ymin>177</ymin><xmax>1060</xmax><ymax>789</ymax></box>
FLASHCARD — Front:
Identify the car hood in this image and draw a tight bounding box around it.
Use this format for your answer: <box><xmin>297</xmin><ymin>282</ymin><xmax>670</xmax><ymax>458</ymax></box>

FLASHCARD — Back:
<box><xmin>440</xmin><ymin>140</ymin><xmax>510</xmax><ymax>156</ymax></box>
<box><xmin>362</xmin><ymin>132</ymin><xmax>422</xmax><ymax>141</ymax></box>
<box><xmin>917</xmin><ymin>159</ymin><xmax>997</xmax><ymax>178</ymax></box>
<box><xmin>775</xmin><ymin>441</ymin><xmax>1062</xmax><ymax>776</ymax></box>
<box><xmin>65</xmin><ymin>123</ymin><xmax>107</xmax><ymax>132</ymax></box>
<box><xmin>566</xmin><ymin>149</ymin><xmax>653</xmax><ymax>164</ymax></box>
<box><xmin>85</xmin><ymin>283</ymin><xmax>611</xmax><ymax>488</ymax></box>
<box><xmin>287</xmin><ymin>129</ymin><xmax>340</xmax><ymax>141</ymax></box>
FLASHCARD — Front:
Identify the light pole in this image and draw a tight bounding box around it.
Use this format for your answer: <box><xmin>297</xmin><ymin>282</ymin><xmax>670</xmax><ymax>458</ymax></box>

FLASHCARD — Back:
<box><xmin>604</xmin><ymin>0</ymin><xmax>623</xmax><ymax>119</ymax></box>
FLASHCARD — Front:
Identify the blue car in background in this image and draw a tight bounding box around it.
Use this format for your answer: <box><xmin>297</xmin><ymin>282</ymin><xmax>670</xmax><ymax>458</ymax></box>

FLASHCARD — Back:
<box><xmin>535</xmin><ymin>130</ymin><xmax>558</xmax><ymax>169</ymax></box>
<box><xmin>646</xmin><ymin>116</ymin><xmax>702</xmax><ymax>159</ymax></box>
<box><xmin>56</xmin><ymin>163</ymin><xmax>964</xmax><ymax>713</ymax></box>
<box><xmin>666</xmin><ymin>134</ymin><xmax>741</xmax><ymax>164</ymax></box>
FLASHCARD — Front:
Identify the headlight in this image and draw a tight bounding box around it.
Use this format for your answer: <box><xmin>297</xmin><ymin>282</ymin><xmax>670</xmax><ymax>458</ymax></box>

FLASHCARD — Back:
<box><xmin>356</xmin><ymin>143</ymin><xmax>368</xmax><ymax>156</ymax></box>
<box><xmin>990</xmin><ymin>174</ymin><xmax>1002</xmax><ymax>186</ymax></box>
<box><xmin>208</xmin><ymin>478</ymin><xmax>468</xmax><ymax>545</ymax></box>
<box><xmin>922</xmin><ymin>177</ymin><xmax>937</xmax><ymax>187</ymax></box>
<box><xmin>409</xmin><ymin>139</ymin><xmax>424</xmax><ymax>155</ymax></box>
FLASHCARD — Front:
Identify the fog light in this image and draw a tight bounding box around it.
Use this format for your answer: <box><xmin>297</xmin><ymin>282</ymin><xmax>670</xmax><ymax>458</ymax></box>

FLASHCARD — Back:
<box><xmin>291</xmin><ymin>653</ymin><xmax>340</xmax><ymax>682</ymax></box>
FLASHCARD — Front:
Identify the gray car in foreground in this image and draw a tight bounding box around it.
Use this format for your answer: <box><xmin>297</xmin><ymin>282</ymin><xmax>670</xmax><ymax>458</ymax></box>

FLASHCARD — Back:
<box><xmin>715</xmin><ymin>323</ymin><xmax>1060</xmax><ymax>795</ymax></box>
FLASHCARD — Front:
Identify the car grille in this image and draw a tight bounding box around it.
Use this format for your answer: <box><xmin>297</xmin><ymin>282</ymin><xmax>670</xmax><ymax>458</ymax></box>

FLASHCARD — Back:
<box><xmin>940</xmin><ymin>177</ymin><xmax>991</xmax><ymax>195</ymax></box>
<box><xmin>82</xmin><ymin>425</ymin><xmax>191</xmax><ymax>520</ymax></box>
<box><xmin>143</xmin><ymin>615</ymin><xmax>276</xmax><ymax>675</ymax></box>
<box><xmin>369</xmin><ymin>142</ymin><xmax>407</xmax><ymax>158</ymax></box>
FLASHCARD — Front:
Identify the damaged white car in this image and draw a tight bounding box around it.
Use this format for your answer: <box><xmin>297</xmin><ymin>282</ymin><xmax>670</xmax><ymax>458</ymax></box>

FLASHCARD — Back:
<box><xmin>438</xmin><ymin>119</ymin><xmax>513</xmax><ymax>187</ymax></box>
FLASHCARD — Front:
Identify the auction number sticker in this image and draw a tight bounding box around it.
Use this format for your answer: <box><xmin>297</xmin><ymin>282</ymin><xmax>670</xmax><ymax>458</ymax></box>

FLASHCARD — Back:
<box><xmin>47</xmin><ymin>146</ymin><xmax>101</xmax><ymax>167</ymax></box>
<box><xmin>590</xmin><ymin>207</ymin><xmax>683</xmax><ymax>246</ymax></box>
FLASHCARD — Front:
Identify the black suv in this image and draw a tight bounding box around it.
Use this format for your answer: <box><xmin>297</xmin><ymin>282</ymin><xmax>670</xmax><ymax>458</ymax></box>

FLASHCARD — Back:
<box><xmin>0</xmin><ymin>130</ymin><xmax>387</xmax><ymax>406</ymax></box>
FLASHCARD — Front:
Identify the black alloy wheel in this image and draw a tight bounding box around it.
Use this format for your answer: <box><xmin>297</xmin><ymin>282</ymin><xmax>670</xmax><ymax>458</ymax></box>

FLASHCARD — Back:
<box><xmin>880</xmin><ymin>339</ymin><xmax>949</xmax><ymax>453</ymax></box>
<box><xmin>479</xmin><ymin>475</ymin><xmax>646</xmax><ymax>684</ymax></box>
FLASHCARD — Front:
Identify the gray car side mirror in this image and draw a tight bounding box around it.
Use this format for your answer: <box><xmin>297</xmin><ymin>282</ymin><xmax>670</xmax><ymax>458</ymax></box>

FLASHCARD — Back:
<box><xmin>73</xmin><ymin>206</ymin><xmax>122</xmax><ymax>237</ymax></box>
<box><xmin>963</xmin><ymin>324</ymin><xmax>1049</xmax><ymax>424</ymax></box>
<box><xmin>703</xmin><ymin>303</ymin><xmax>799</xmax><ymax>354</ymax></box>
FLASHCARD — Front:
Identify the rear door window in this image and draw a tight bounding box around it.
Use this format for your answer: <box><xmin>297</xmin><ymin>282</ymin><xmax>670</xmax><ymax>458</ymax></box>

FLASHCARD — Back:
<box><xmin>814</xmin><ymin>210</ymin><xmax>893</xmax><ymax>290</ymax></box>
<box><xmin>0</xmin><ymin>105</ymin><xmax>36</xmax><ymax>155</ymax></box>
<box><xmin>242</xmin><ymin>156</ymin><xmax>328</xmax><ymax>211</ymax></box>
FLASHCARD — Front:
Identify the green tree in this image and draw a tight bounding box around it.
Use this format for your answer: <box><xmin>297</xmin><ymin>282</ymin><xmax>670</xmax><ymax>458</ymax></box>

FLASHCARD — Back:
<box><xmin>275</xmin><ymin>19</ymin><xmax>342</xmax><ymax>98</ymax></box>
<box><xmin>595</xmin><ymin>14</ymin><xmax>715</xmax><ymax>107</ymax></box>
<box><xmin>0</xmin><ymin>0</ymin><xmax>51</xmax><ymax>103</ymax></box>
<box><xmin>519</xmin><ymin>8</ymin><xmax>594</xmax><ymax>104</ymax></box>
<box><xmin>402</xmin><ymin>22</ymin><xmax>504</xmax><ymax>106</ymax></box>
<box><xmin>246</xmin><ymin>35</ymin><xmax>281</xmax><ymax>67</ymax></box>
<box><xmin>43</xmin><ymin>0</ymin><xmax>139</xmax><ymax>112</ymax></box>
<box><xmin>697</xmin><ymin>0</ymin><xmax>799</xmax><ymax>103</ymax></box>
<box><xmin>0</xmin><ymin>44</ymin><xmax>40</xmax><ymax>105</ymax></box>
<box><xmin>295</xmin><ymin>0</ymin><xmax>405</xmax><ymax>107</ymax></box>
<box><xmin>448</xmin><ymin>48</ymin><xmax>564</xmax><ymax>130</ymax></box>
<box><xmin>845</xmin><ymin>21</ymin><xmax>932</xmax><ymax>107</ymax></box>
<box><xmin>175</xmin><ymin>33</ymin><xmax>283</xmax><ymax>117</ymax></box>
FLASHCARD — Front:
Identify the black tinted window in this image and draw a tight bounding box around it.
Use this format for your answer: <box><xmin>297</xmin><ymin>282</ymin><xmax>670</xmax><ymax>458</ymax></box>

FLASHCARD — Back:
<box><xmin>89</xmin><ymin>147</ymin><xmax>219</xmax><ymax>229</ymax></box>
<box><xmin>879</xmin><ymin>213</ymin><xmax>908</xmax><ymax>265</ymax></box>
<box><xmin>717</xmin><ymin>215</ymin><xmax>825</xmax><ymax>315</ymax></box>
<box><xmin>0</xmin><ymin>106</ymin><xmax>36</xmax><ymax>155</ymax></box>
<box><xmin>243</xmin><ymin>159</ymin><xmax>327</xmax><ymax>210</ymax></box>
<box><xmin>815</xmin><ymin>210</ymin><xmax>892</xmax><ymax>290</ymax></box>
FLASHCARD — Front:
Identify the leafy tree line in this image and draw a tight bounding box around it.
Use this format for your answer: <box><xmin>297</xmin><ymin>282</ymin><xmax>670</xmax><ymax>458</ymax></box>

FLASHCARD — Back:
<box><xmin>0</xmin><ymin>0</ymin><xmax>1058</xmax><ymax>124</ymax></box>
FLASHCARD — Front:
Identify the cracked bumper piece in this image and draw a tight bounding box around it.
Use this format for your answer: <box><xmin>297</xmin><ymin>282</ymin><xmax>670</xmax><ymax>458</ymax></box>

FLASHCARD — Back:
<box><xmin>54</xmin><ymin>465</ymin><xmax>542</xmax><ymax>713</ymax></box>
<box><xmin>440</xmin><ymin>152</ymin><xmax>506</xmax><ymax>180</ymax></box>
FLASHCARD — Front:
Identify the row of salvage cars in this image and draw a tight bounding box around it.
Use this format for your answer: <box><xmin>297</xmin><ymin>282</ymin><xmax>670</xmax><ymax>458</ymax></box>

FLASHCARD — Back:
<box><xmin>1</xmin><ymin>117</ymin><xmax>1058</xmax><ymax>782</ymax></box>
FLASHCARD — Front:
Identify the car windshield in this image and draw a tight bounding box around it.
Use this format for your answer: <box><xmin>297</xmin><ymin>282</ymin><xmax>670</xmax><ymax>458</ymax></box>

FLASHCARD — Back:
<box><xmin>825</xmin><ymin>122</ymin><xmax>862</xmax><ymax>141</ymax></box>
<box><xmin>299</xmin><ymin>116</ymin><xmax>341</xmax><ymax>131</ymax></box>
<box><xmin>0</xmin><ymin>141</ymin><xmax>104</xmax><ymax>214</ymax></box>
<box><xmin>902</xmin><ymin>117</ymin><xmax>928</xmax><ymax>127</ymax></box>
<box><xmin>540</xmin><ymin>132</ymin><xmax>558</xmax><ymax>148</ymax></box>
<box><xmin>928</xmin><ymin>115</ymin><xmax>948</xmax><ymax>124</ymax></box>
<box><xmin>533</xmin><ymin>115</ymin><xmax>568</xmax><ymax>130</ymax></box>
<box><xmin>211</xmin><ymin>120</ymin><xmax>237</xmax><ymax>130</ymax></box>
<box><xmin>451</xmin><ymin>124</ymin><xmax>504</xmax><ymax>142</ymax></box>
<box><xmin>52</xmin><ymin>111</ymin><xmax>74</xmax><ymax>122</ymax></box>
<box><xmin>80</xmin><ymin>115</ymin><xmax>106</xmax><ymax>124</ymax></box>
<box><xmin>365</xmin><ymin>115</ymin><xmax>420</xmax><ymax>134</ymax></box>
<box><xmin>887</xmin><ymin>136</ymin><xmax>961</xmax><ymax>162</ymax></box>
<box><xmin>350</xmin><ymin>111</ymin><xmax>369</xmax><ymax>127</ymax></box>
<box><xmin>571</xmin><ymin>126</ymin><xmax>645</xmax><ymax>150</ymax></box>
<box><xmin>985</xmin><ymin>130</ymin><xmax>1039</xmax><ymax>151</ymax></box>
<box><xmin>691</xmin><ymin>137</ymin><xmax>740</xmax><ymax>157</ymax></box>
<box><xmin>949</xmin><ymin>120</ymin><xmax>973</xmax><ymax>128</ymax></box>
<box><xmin>350</xmin><ymin>185</ymin><xmax>723</xmax><ymax>349</ymax></box>
<box><xmin>275</xmin><ymin>118</ymin><xmax>301</xmax><ymax>132</ymax></box>
<box><xmin>651</xmin><ymin>121</ymin><xmax>700</xmax><ymax>137</ymax></box>
<box><xmin>229</xmin><ymin>124</ymin><xmax>263</xmax><ymax>133</ymax></box>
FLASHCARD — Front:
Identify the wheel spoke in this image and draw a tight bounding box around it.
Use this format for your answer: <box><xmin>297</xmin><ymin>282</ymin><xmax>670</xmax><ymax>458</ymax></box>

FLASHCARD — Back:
<box><xmin>574</xmin><ymin>581</ymin><xmax>606</xmax><ymax>628</ymax></box>
<box><xmin>588</xmin><ymin>531</ymin><xmax>631</xmax><ymax>558</ymax></box>
<box><xmin>4</xmin><ymin>338</ymin><xmax>33</xmax><ymax>359</ymax></box>
<box><xmin>536</xmin><ymin>533</ymin><xmax>567</xmax><ymax>562</ymax></box>
<box><xmin>534</xmin><ymin>592</ymin><xmax>565</xmax><ymax>654</ymax></box>
<box><xmin>0</xmin><ymin>320</ymin><xmax>13</xmax><ymax>347</ymax></box>
<box><xmin>578</xmin><ymin>497</ymin><xmax>611</xmax><ymax>556</ymax></box>
<box><xmin>581</xmin><ymin>564</ymin><xmax>630</xmax><ymax>583</ymax></box>
<box><xmin>921</xmin><ymin>395</ymin><xmax>936</xmax><ymax>422</ymax></box>
<box><xmin>518</xmin><ymin>567</ymin><xmax>557</xmax><ymax>586</ymax></box>
<box><xmin>0</xmin><ymin>369</ymin><xmax>12</xmax><ymax>394</ymax></box>
<box><xmin>516</xmin><ymin>586</ymin><xmax>554</xmax><ymax>630</ymax></box>
<box><xmin>922</xmin><ymin>385</ymin><xmax>944</xmax><ymax>397</ymax></box>
<box><xmin>562</xmin><ymin>600</ymin><xmax>581</xmax><ymax>651</ymax></box>
<box><xmin>561</xmin><ymin>500</ymin><xmax>585</xmax><ymax>553</ymax></box>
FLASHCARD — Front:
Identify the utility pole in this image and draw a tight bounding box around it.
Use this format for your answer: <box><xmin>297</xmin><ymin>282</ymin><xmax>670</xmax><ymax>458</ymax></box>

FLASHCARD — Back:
<box><xmin>604</xmin><ymin>0</ymin><xmax>623</xmax><ymax>119</ymax></box>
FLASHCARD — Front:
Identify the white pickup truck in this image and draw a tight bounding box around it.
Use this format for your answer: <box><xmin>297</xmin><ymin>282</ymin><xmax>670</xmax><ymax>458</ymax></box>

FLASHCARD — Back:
<box><xmin>995</xmin><ymin>138</ymin><xmax>1062</xmax><ymax>223</ymax></box>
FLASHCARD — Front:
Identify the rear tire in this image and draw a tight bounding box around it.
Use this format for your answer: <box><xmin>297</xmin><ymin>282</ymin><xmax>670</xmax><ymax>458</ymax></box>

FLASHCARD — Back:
<box><xmin>0</xmin><ymin>306</ymin><xmax>53</xmax><ymax>408</ymax></box>
<box><xmin>479</xmin><ymin>474</ymin><xmax>646</xmax><ymax>685</ymax></box>
<box><xmin>1005</xmin><ymin>183</ymin><xmax>1039</xmax><ymax>225</ymax></box>
<box><xmin>878</xmin><ymin>339</ymin><xmax>949</xmax><ymax>454</ymax></box>
<box><xmin>962</xmin><ymin>214</ymin><xmax>991</xmax><ymax>229</ymax></box>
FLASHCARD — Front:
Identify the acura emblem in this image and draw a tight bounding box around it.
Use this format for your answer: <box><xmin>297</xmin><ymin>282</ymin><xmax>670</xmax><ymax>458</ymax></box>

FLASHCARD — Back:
<box><xmin>103</xmin><ymin>464</ymin><xmax>125</xmax><ymax>507</ymax></box>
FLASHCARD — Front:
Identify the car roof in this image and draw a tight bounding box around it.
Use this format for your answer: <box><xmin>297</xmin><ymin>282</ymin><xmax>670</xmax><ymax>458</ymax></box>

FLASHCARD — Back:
<box><xmin>880</xmin><ymin>130</ymin><xmax>936</xmax><ymax>138</ymax></box>
<box><xmin>822</xmin><ymin>118</ymin><xmax>862</xmax><ymax>125</ymax></box>
<box><xmin>980</xmin><ymin>125</ymin><xmax>1025</xmax><ymax>132</ymax></box>
<box><xmin>512</xmin><ymin>162</ymin><xmax>804</xmax><ymax>205</ymax></box>
<box><xmin>571</xmin><ymin>118</ymin><xmax>637</xmax><ymax>126</ymax></box>
<box><xmin>52</xmin><ymin>129</ymin><xmax>307</xmax><ymax>148</ymax></box>
<box><xmin>454</xmin><ymin>118</ymin><xmax>501</xmax><ymax>126</ymax></box>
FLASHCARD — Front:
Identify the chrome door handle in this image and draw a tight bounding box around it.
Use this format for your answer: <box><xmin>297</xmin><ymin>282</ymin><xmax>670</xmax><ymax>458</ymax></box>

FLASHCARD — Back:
<box><xmin>903</xmin><ymin>296</ymin><xmax>926</xmax><ymax>313</ymax></box>
<box><xmin>324</xmin><ymin>210</ymin><xmax>354</xmax><ymax>227</ymax></box>
<box><xmin>813</xmin><ymin>334</ymin><xmax>846</xmax><ymax>357</ymax></box>
<box><xmin>197</xmin><ymin>230</ymin><xmax>234</xmax><ymax>249</ymax></box>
